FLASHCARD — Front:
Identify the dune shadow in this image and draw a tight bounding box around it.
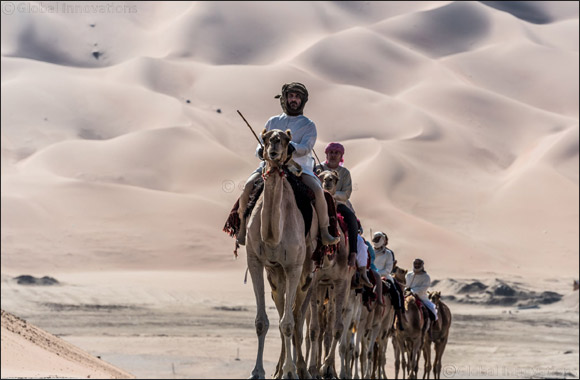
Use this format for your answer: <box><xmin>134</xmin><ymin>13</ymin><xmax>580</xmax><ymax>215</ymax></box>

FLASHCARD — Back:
<box><xmin>479</xmin><ymin>1</ymin><xmax>553</xmax><ymax>24</ymax></box>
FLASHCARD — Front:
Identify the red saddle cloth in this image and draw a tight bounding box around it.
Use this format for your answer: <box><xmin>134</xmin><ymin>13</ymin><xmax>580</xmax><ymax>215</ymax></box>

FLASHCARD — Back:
<box><xmin>415</xmin><ymin>296</ymin><xmax>424</xmax><ymax>309</ymax></box>
<box><xmin>336</xmin><ymin>213</ymin><xmax>348</xmax><ymax>249</ymax></box>
<box><xmin>223</xmin><ymin>199</ymin><xmax>240</xmax><ymax>238</ymax></box>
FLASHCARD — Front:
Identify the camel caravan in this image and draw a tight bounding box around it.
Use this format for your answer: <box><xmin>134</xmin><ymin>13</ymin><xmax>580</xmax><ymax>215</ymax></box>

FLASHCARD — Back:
<box><xmin>223</xmin><ymin>82</ymin><xmax>452</xmax><ymax>379</ymax></box>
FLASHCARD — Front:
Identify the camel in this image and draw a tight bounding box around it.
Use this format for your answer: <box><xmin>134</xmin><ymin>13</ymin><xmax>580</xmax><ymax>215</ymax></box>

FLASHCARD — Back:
<box><xmin>306</xmin><ymin>169</ymin><xmax>355</xmax><ymax>379</ymax></box>
<box><xmin>392</xmin><ymin>265</ymin><xmax>408</xmax><ymax>287</ymax></box>
<box><xmin>353</xmin><ymin>281</ymin><xmax>394</xmax><ymax>379</ymax></box>
<box><xmin>338</xmin><ymin>285</ymin><xmax>363</xmax><ymax>379</ymax></box>
<box><xmin>391</xmin><ymin>266</ymin><xmax>426</xmax><ymax>379</ymax></box>
<box><xmin>245</xmin><ymin>128</ymin><xmax>318</xmax><ymax>379</ymax></box>
<box><xmin>393</xmin><ymin>293</ymin><xmax>425</xmax><ymax>379</ymax></box>
<box><xmin>422</xmin><ymin>291</ymin><xmax>452</xmax><ymax>379</ymax></box>
<box><xmin>372</xmin><ymin>281</ymin><xmax>398</xmax><ymax>379</ymax></box>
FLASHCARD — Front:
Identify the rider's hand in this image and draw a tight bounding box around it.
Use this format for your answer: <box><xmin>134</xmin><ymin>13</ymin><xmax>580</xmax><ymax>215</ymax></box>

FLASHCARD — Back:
<box><xmin>287</xmin><ymin>142</ymin><xmax>295</xmax><ymax>157</ymax></box>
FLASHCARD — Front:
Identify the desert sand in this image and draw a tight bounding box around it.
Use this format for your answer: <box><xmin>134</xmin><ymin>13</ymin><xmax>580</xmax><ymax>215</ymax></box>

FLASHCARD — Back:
<box><xmin>1</xmin><ymin>1</ymin><xmax>578</xmax><ymax>379</ymax></box>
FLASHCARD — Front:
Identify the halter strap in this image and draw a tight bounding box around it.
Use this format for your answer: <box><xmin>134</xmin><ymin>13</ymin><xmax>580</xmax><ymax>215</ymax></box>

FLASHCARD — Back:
<box><xmin>262</xmin><ymin>166</ymin><xmax>287</xmax><ymax>181</ymax></box>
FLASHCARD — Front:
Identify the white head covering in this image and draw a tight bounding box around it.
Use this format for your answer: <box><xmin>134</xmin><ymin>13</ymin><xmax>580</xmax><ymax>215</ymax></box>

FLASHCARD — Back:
<box><xmin>372</xmin><ymin>231</ymin><xmax>387</xmax><ymax>250</ymax></box>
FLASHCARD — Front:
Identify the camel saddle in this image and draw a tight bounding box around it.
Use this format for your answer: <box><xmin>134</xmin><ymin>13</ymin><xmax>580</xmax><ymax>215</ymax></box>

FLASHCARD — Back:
<box><xmin>223</xmin><ymin>169</ymin><xmax>337</xmax><ymax>242</ymax></box>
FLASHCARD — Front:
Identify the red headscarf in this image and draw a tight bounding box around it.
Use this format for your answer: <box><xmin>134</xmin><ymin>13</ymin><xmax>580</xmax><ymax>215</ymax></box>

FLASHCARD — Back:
<box><xmin>324</xmin><ymin>142</ymin><xmax>345</xmax><ymax>166</ymax></box>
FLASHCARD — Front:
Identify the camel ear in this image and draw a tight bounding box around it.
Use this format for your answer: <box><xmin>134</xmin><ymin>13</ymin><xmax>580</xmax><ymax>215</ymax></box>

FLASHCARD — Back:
<box><xmin>261</xmin><ymin>129</ymin><xmax>272</xmax><ymax>144</ymax></box>
<box><xmin>285</xmin><ymin>129</ymin><xmax>292</xmax><ymax>141</ymax></box>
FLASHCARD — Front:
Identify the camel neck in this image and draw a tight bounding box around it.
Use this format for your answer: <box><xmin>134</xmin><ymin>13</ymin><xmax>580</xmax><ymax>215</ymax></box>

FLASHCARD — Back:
<box><xmin>261</xmin><ymin>169</ymin><xmax>285</xmax><ymax>247</ymax></box>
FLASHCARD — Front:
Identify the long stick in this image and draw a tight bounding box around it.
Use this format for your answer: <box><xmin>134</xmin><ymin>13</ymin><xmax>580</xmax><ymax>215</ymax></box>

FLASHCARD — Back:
<box><xmin>237</xmin><ymin>110</ymin><xmax>263</xmax><ymax>149</ymax></box>
<box><xmin>312</xmin><ymin>148</ymin><xmax>323</xmax><ymax>167</ymax></box>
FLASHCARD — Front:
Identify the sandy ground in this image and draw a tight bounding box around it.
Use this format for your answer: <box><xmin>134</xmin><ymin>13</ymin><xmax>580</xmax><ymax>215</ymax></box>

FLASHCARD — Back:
<box><xmin>1</xmin><ymin>1</ymin><xmax>578</xmax><ymax>378</ymax></box>
<box><xmin>1</xmin><ymin>267</ymin><xmax>578</xmax><ymax>379</ymax></box>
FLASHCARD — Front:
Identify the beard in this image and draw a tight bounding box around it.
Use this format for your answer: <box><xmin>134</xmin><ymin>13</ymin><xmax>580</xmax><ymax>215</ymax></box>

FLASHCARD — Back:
<box><xmin>288</xmin><ymin>101</ymin><xmax>299</xmax><ymax>110</ymax></box>
<box><xmin>284</xmin><ymin>100</ymin><xmax>303</xmax><ymax>116</ymax></box>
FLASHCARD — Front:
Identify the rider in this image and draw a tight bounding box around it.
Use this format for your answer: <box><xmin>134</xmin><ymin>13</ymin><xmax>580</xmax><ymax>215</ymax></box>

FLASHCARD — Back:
<box><xmin>405</xmin><ymin>258</ymin><xmax>438</xmax><ymax>335</ymax></box>
<box><xmin>362</xmin><ymin>226</ymin><xmax>385</xmax><ymax>308</ymax></box>
<box><xmin>315</xmin><ymin>142</ymin><xmax>359</xmax><ymax>268</ymax></box>
<box><xmin>356</xmin><ymin>225</ymin><xmax>373</xmax><ymax>289</ymax></box>
<box><xmin>372</xmin><ymin>231</ymin><xmax>406</xmax><ymax>330</ymax></box>
<box><xmin>236</xmin><ymin>82</ymin><xmax>340</xmax><ymax>247</ymax></box>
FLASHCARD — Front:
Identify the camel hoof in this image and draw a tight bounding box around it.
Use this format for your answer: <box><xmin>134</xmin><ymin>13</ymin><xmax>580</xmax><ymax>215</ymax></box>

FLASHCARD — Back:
<box><xmin>248</xmin><ymin>370</ymin><xmax>265</xmax><ymax>379</ymax></box>
<box><xmin>301</xmin><ymin>274</ymin><xmax>313</xmax><ymax>291</ymax></box>
<box><xmin>322</xmin><ymin>366</ymin><xmax>335</xmax><ymax>379</ymax></box>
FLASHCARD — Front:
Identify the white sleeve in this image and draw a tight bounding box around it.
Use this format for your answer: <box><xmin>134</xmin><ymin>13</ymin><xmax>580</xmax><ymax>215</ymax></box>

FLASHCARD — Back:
<box><xmin>356</xmin><ymin>235</ymin><xmax>368</xmax><ymax>267</ymax></box>
<box><xmin>383</xmin><ymin>249</ymin><xmax>394</xmax><ymax>274</ymax></box>
<box><xmin>411</xmin><ymin>274</ymin><xmax>430</xmax><ymax>294</ymax></box>
<box><xmin>290</xmin><ymin>121</ymin><xmax>316</xmax><ymax>158</ymax></box>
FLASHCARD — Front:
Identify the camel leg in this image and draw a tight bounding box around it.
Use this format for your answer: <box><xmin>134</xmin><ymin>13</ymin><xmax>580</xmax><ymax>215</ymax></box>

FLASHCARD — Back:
<box><xmin>279</xmin><ymin>265</ymin><xmax>302</xmax><ymax>379</ymax></box>
<box><xmin>433</xmin><ymin>338</ymin><xmax>448</xmax><ymax>379</ymax></box>
<box><xmin>360</xmin><ymin>329</ymin><xmax>369</xmax><ymax>379</ymax></box>
<box><xmin>318</xmin><ymin>304</ymin><xmax>327</xmax><ymax>373</ymax></box>
<box><xmin>269</xmin><ymin>269</ymin><xmax>286</xmax><ymax>379</ymax></box>
<box><xmin>410</xmin><ymin>338</ymin><xmax>424</xmax><ymax>379</ymax></box>
<box><xmin>367</xmin><ymin>313</ymin><xmax>386</xmax><ymax>380</ymax></box>
<box><xmin>379</xmin><ymin>334</ymin><xmax>388</xmax><ymax>380</ymax></box>
<box><xmin>322</xmin><ymin>309</ymin><xmax>332</xmax><ymax>364</ymax></box>
<box><xmin>365</xmin><ymin>327</ymin><xmax>380</xmax><ymax>379</ymax></box>
<box><xmin>423</xmin><ymin>337</ymin><xmax>432</xmax><ymax>379</ymax></box>
<box><xmin>305</xmin><ymin>308</ymin><xmax>311</xmax><ymax>366</ymax></box>
<box><xmin>321</xmin><ymin>280</ymin><xmax>347</xmax><ymax>379</ymax></box>
<box><xmin>247</xmin><ymin>257</ymin><xmax>269</xmax><ymax>380</ymax></box>
<box><xmin>402</xmin><ymin>340</ymin><xmax>408</xmax><ymax>379</ymax></box>
<box><xmin>393</xmin><ymin>336</ymin><xmax>401</xmax><ymax>379</ymax></box>
<box><xmin>372</xmin><ymin>330</ymin><xmax>384</xmax><ymax>379</ymax></box>
<box><xmin>307</xmin><ymin>288</ymin><xmax>321</xmax><ymax>378</ymax></box>
<box><xmin>353</xmin><ymin>327</ymin><xmax>362</xmax><ymax>379</ymax></box>
<box><xmin>294</xmin><ymin>282</ymin><xmax>312</xmax><ymax>380</ymax></box>
<box><xmin>338</xmin><ymin>327</ymin><xmax>349</xmax><ymax>379</ymax></box>
<box><xmin>338</xmin><ymin>291</ymin><xmax>355</xmax><ymax>379</ymax></box>
<box><xmin>347</xmin><ymin>328</ymin><xmax>355</xmax><ymax>379</ymax></box>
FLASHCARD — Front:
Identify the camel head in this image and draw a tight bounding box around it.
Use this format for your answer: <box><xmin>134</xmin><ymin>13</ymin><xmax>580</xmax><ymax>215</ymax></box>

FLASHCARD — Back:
<box><xmin>318</xmin><ymin>170</ymin><xmax>340</xmax><ymax>195</ymax></box>
<box><xmin>261</xmin><ymin>128</ymin><xmax>292</xmax><ymax>167</ymax></box>
<box><xmin>429</xmin><ymin>290</ymin><xmax>441</xmax><ymax>303</ymax></box>
<box><xmin>392</xmin><ymin>265</ymin><xmax>407</xmax><ymax>285</ymax></box>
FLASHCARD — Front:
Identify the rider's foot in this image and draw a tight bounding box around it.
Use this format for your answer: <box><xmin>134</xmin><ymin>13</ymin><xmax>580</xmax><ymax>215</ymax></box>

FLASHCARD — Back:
<box><xmin>321</xmin><ymin>227</ymin><xmax>339</xmax><ymax>246</ymax></box>
<box><xmin>358</xmin><ymin>267</ymin><xmax>372</xmax><ymax>288</ymax></box>
<box><xmin>348</xmin><ymin>252</ymin><xmax>357</xmax><ymax>268</ymax></box>
<box><xmin>236</xmin><ymin>213</ymin><xmax>247</xmax><ymax>246</ymax></box>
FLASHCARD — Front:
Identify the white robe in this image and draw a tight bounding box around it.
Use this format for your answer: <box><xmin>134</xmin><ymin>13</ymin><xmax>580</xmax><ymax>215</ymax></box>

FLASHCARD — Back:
<box><xmin>374</xmin><ymin>246</ymin><xmax>395</xmax><ymax>279</ymax></box>
<box><xmin>356</xmin><ymin>235</ymin><xmax>369</xmax><ymax>268</ymax></box>
<box><xmin>255</xmin><ymin>113</ymin><xmax>317</xmax><ymax>177</ymax></box>
<box><xmin>405</xmin><ymin>271</ymin><xmax>437</xmax><ymax>320</ymax></box>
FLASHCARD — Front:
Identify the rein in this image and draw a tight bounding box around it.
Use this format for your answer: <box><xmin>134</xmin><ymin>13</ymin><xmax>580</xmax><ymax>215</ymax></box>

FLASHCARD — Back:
<box><xmin>262</xmin><ymin>166</ymin><xmax>287</xmax><ymax>181</ymax></box>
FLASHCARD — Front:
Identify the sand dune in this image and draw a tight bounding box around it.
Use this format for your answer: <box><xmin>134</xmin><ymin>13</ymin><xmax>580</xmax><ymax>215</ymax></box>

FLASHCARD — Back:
<box><xmin>1</xmin><ymin>1</ymin><xmax>578</xmax><ymax>378</ymax></box>
<box><xmin>1</xmin><ymin>309</ymin><xmax>133</xmax><ymax>379</ymax></box>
